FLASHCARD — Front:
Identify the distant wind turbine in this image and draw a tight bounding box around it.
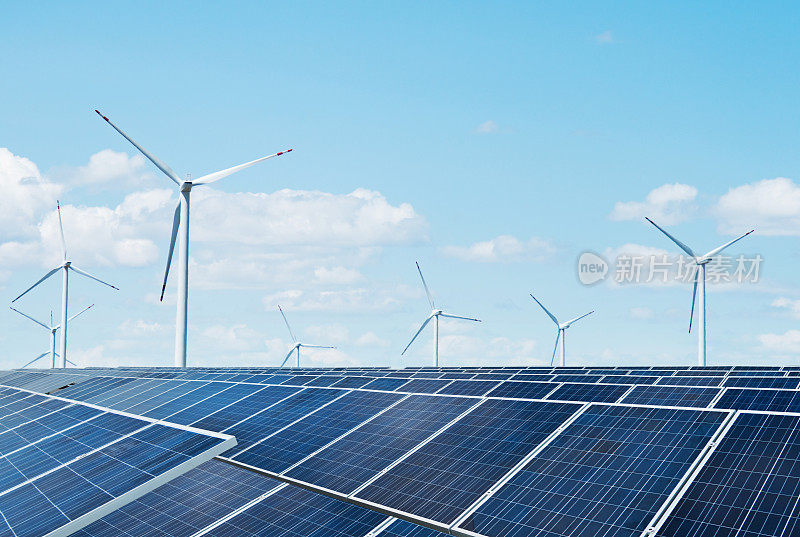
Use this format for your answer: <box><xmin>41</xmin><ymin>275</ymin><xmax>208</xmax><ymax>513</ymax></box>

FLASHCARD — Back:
<box><xmin>645</xmin><ymin>217</ymin><xmax>754</xmax><ymax>366</ymax></box>
<box><xmin>530</xmin><ymin>294</ymin><xmax>593</xmax><ymax>367</ymax></box>
<box><xmin>277</xmin><ymin>305</ymin><xmax>335</xmax><ymax>368</ymax></box>
<box><xmin>402</xmin><ymin>262</ymin><xmax>481</xmax><ymax>367</ymax></box>
<box><xmin>12</xmin><ymin>202</ymin><xmax>118</xmax><ymax>368</ymax></box>
<box><xmin>11</xmin><ymin>305</ymin><xmax>93</xmax><ymax>368</ymax></box>
<box><xmin>96</xmin><ymin>109</ymin><xmax>292</xmax><ymax>368</ymax></box>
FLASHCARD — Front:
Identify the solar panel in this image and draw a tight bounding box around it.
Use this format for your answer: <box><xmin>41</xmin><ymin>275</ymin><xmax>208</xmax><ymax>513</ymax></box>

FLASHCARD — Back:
<box><xmin>161</xmin><ymin>383</ymin><xmax>269</xmax><ymax>425</ymax></box>
<box><xmin>620</xmin><ymin>385</ymin><xmax>721</xmax><ymax>408</ymax></box>
<box><xmin>454</xmin><ymin>404</ymin><xmax>730</xmax><ymax>537</ymax></box>
<box><xmin>377</xmin><ymin>518</ymin><xmax>448</xmax><ymax>536</ymax></box>
<box><xmin>353</xmin><ymin>399</ymin><xmax>582</xmax><ymax>525</ymax></box>
<box><xmin>188</xmin><ymin>384</ymin><xmax>300</xmax><ymax>433</ymax></box>
<box><xmin>714</xmin><ymin>388</ymin><xmax>800</xmax><ymax>412</ymax></box>
<box><xmin>230</xmin><ymin>390</ymin><xmax>404</xmax><ymax>473</ymax></box>
<box><xmin>363</xmin><ymin>378</ymin><xmax>412</xmax><ymax>392</ymax></box>
<box><xmin>653</xmin><ymin>412</ymin><xmax>800</xmax><ymax>537</ymax></box>
<box><xmin>435</xmin><ymin>380</ymin><xmax>499</xmax><ymax>396</ymax></box>
<box><xmin>396</xmin><ymin>379</ymin><xmax>452</xmax><ymax>394</ymax></box>
<box><xmin>485</xmin><ymin>381</ymin><xmax>556</xmax><ymax>400</ymax></box>
<box><xmin>723</xmin><ymin>376</ymin><xmax>800</xmax><ymax>389</ymax></box>
<box><xmin>203</xmin><ymin>482</ymin><xmax>386</xmax><ymax>537</ymax></box>
<box><xmin>657</xmin><ymin>376</ymin><xmax>724</xmax><ymax>387</ymax></box>
<box><xmin>284</xmin><ymin>394</ymin><xmax>479</xmax><ymax>494</ymax></box>
<box><xmin>546</xmin><ymin>382</ymin><xmax>631</xmax><ymax>403</ymax></box>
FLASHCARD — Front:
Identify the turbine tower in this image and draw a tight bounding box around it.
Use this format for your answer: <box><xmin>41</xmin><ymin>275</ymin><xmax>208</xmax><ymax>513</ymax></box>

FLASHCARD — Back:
<box><xmin>11</xmin><ymin>305</ymin><xmax>93</xmax><ymax>368</ymax></box>
<box><xmin>645</xmin><ymin>217</ymin><xmax>754</xmax><ymax>366</ymax></box>
<box><xmin>402</xmin><ymin>262</ymin><xmax>481</xmax><ymax>367</ymax></box>
<box><xmin>96</xmin><ymin>109</ymin><xmax>292</xmax><ymax>368</ymax></box>
<box><xmin>12</xmin><ymin>202</ymin><xmax>118</xmax><ymax>368</ymax></box>
<box><xmin>277</xmin><ymin>305</ymin><xmax>335</xmax><ymax>368</ymax></box>
<box><xmin>530</xmin><ymin>294</ymin><xmax>593</xmax><ymax>367</ymax></box>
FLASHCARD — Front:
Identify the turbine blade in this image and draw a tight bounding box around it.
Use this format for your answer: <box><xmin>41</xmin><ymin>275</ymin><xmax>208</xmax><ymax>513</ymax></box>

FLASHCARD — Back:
<box><xmin>689</xmin><ymin>273</ymin><xmax>698</xmax><ymax>334</ymax></box>
<box><xmin>57</xmin><ymin>201</ymin><xmax>67</xmax><ymax>261</ymax></box>
<box><xmin>95</xmin><ymin>110</ymin><xmax>182</xmax><ymax>185</ymax></box>
<box><xmin>439</xmin><ymin>313</ymin><xmax>481</xmax><ymax>322</ymax></box>
<box><xmin>67</xmin><ymin>304</ymin><xmax>94</xmax><ymax>323</ymax></box>
<box><xmin>530</xmin><ymin>294</ymin><xmax>559</xmax><ymax>325</ymax></box>
<box><xmin>278</xmin><ymin>305</ymin><xmax>297</xmax><ymax>342</ymax></box>
<box><xmin>22</xmin><ymin>352</ymin><xmax>49</xmax><ymax>369</ymax></box>
<box><xmin>550</xmin><ymin>330</ymin><xmax>561</xmax><ymax>367</ymax></box>
<box><xmin>66</xmin><ymin>358</ymin><xmax>77</xmax><ymax>367</ymax></box>
<box><xmin>401</xmin><ymin>315</ymin><xmax>433</xmax><ymax>355</ymax></box>
<box><xmin>645</xmin><ymin>217</ymin><xmax>696</xmax><ymax>258</ymax></box>
<box><xmin>299</xmin><ymin>344</ymin><xmax>336</xmax><ymax>349</ymax></box>
<box><xmin>12</xmin><ymin>267</ymin><xmax>61</xmax><ymax>302</ymax></box>
<box><xmin>160</xmin><ymin>202</ymin><xmax>181</xmax><ymax>301</ymax></box>
<box><xmin>565</xmin><ymin>310</ymin><xmax>594</xmax><ymax>326</ymax></box>
<box><xmin>193</xmin><ymin>149</ymin><xmax>293</xmax><ymax>186</ymax></box>
<box><xmin>701</xmin><ymin>229</ymin><xmax>755</xmax><ymax>260</ymax></box>
<box><xmin>279</xmin><ymin>347</ymin><xmax>296</xmax><ymax>368</ymax></box>
<box><xmin>69</xmin><ymin>266</ymin><xmax>119</xmax><ymax>290</ymax></box>
<box><xmin>416</xmin><ymin>262</ymin><xmax>435</xmax><ymax>308</ymax></box>
<box><xmin>9</xmin><ymin>307</ymin><xmax>50</xmax><ymax>330</ymax></box>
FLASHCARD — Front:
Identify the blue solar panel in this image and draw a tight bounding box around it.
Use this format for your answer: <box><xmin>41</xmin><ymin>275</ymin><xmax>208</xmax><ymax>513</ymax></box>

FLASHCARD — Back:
<box><xmin>140</xmin><ymin>382</ymin><xmax>233</xmax><ymax>420</ymax></box>
<box><xmin>552</xmin><ymin>374</ymin><xmax>604</xmax><ymax>383</ymax></box>
<box><xmin>378</xmin><ymin>519</ymin><xmax>448</xmax><ymax>536</ymax></box>
<box><xmin>203</xmin><ymin>483</ymin><xmax>386</xmax><ymax>537</ymax></box>
<box><xmin>456</xmin><ymin>404</ymin><xmax>730</xmax><ymax>537</ymax></box>
<box><xmin>620</xmin><ymin>385</ymin><xmax>720</xmax><ymax>408</ymax></box>
<box><xmin>655</xmin><ymin>412</ymin><xmax>800</xmax><ymax>537</ymax></box>
<box><xmin>714</xmin><ymin>388</ymin><xmax>800</xmax><ymax>412</ymax></box>
<box><xmin>188</xmin><ymin>385</ymin><xmax>300</xmax><ymax>432</ymax></box>
<box><xmin>331</xmin><ymin>376</ymin><xmax>373</xmax><ymax>389</ymax></box>
<box><xmin>161</xmin><ymin>383</ymin><xmax>268</xmax><ymax>425</ymax></box>
<box><xmin>232</xmin><ymin>390</ymin><xmax>404</xmax><ymax>473</ymax></box>
<box><xmin>396</xmin><ymin>379</ymin><xmax>452</xmax><ymax>394</ymax></box>
<box><xmin>485</xmin><ymin>381</ymin><xmax>556</xmax><ymax>400</ymax></box>
<box><xmin>223</xmin><ymin>388</ymin><xmax>347</xmax><ymax>455</ymax></box>
<box><xmin>435</xmin><ymin>380</ymin><xmax>499</xmax><ymax>396</ymax></box>
<box><xmin>601</xmin><ymin>374</ymin><xmax>659</xmax><ymax>385</ymax></box>
<box><xmin>657</xmin><ymin>376</ymin><xmax>724</xmax><ymax>387</ymax></box>
<box><xmin>723</xmin><ymin>376</ymin><xmax>800</xmax><ymax>389</ymax></box>
<box><xmin>354</xmin><ymin>399</ymin><xmax>582</xmax><ymax>524</ymax></box>
<box><xmin>305</xmin><ymin>375</ymin><xmax>345</xmax><ymax>387</ymax></box>
<box><xmin>285</xmin><ymin>394</ymin><xmax>478</xmax><ymax>494</ymax></box>
<box><xmin>546</xmin><ymin>382</ymin><xmax>631</xmax><ymax>403</ymax></box>
<box><xmin>362</xmin><ymin>378</ymin><xmax>410</xmax><ymax>391</ymax></box>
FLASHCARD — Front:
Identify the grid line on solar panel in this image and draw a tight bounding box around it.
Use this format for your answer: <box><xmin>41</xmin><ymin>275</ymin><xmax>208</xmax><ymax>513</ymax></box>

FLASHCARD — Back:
<box><xmin>484</xmin><ymin>381</ymin><xmax>559</xmax><ymax>400</ymax></box>
<box><xmin>714</xmin><ymin>387</ymin><xmax>800</xmax><ymax>412</ymax></box>
<box><xmin>352</xmin><ymin>398</ymin><xmax>584</xmax><ymax>526</ymax></box>
<box><xmin>545</xmin><ymin>382</ymin><xmax>633</xmax><ymax>403</ymax></box>
<box><xmin>723</xmin><ymin>376</ymin><xmax>800</xmax><ymax>389</ymax></box>
<box><xmin>650</xmin><ymin>411</ymin><xmax>800</xmax><ymax>537</ymax></box>
<box><xmin>452</xmin><ymin>403</ymin><xmax>732</xmax><ymax>537</ymax></box>
<box><xmin>620</xmin><ymin>385</ymin><xmax>721</xmax><ymax>409</ymax></box>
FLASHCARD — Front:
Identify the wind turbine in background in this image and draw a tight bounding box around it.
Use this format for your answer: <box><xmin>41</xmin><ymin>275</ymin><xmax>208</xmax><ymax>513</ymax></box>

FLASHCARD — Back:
<box><xmin>277</xmin><ymin>305</ymin><xmax>335</xmax><ymax>368</ymax></box>
<box><xmin>12</xmin><ymin>202</ymin><xmax>118</xmax><ymax>368</ymax></box>
<box><xmin>530</xmin><ymin>294</ymin><xmax>593</xmax><ymax>367</ymax></box>
<box><xmin>11</xmin><ymin>305</ymin><xmax>93</xmax><ymax>368</ymax></box>
<box><xmin>645</xmin><ymin>217</ymin><xmax>754</xmax><ymax>366</ymax></box>
<box><xmin>96</xmin><ymin>109</ymin><xmax>292</xmax><ymax>368</ymax></box>
<box><xmin>402</xmin><ymin>262</ymin><xmax>481</xmax><ymax>367</ymax></box>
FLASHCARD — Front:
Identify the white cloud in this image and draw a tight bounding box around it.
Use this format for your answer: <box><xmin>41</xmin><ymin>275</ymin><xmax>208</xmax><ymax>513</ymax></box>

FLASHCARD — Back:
<box><xmin>610</xmin><ymin>183</ymin><xmax>698</xmax><ymax>225</ymax></box>
<box><xmin>200</xmin><ymin>324</ymin><xmax>262</xmax><ymax>352</ymax></box>
<box><xmin>62</xmin><ymin>150</ymin><xmax>149</xmax><ymax>186</ymax></box>
<box><xmin>305</xmin><ymin>324</ymin><xmax>349</xmax><ymax>344</ymax></box>
<box><xmin>118</xmin><ymin>319</ymin><xmax>168</xmax><ymax>336</ymax></box>
<box><xmin>313</xmin><ymin>266</ymin><xmax>363</xmax><ymax>285</ymax></box>
<box><xmin>442</xmin><ymin>235</ymin><xmax>554</xmax><ymax>263</ymax></box>
<box><xmin>771</xmin><ymin>297</ymin><xmax>800</xmax><ymax>319</ymax></box>
<box><xmin>630</xmin><ymin>307</ymin><xmax>654</xmax><ymax>320</ymax></box>
<box><xmin>263</xmin><ymin>288</ymin><xmax>404</xmax><ymax>312</ymax></box>
<box><xmin>474</xmin><ymin>120</ymin><xmax>499</xmax><ymax>134</ymax></box>
<box><xmin>715</xmin><ymin>177</ymin><xmax>800</xmax><ymax>235</ymax></box>
<box><xmin>595</xmin><ymin>30</ymin><xmax>614</xmax><ymax>44</ymax></box>
<box><xmin>438</xmin><ymin>335</ymin><xmax>544</xmax><ymax>366</ymax></box>
<box><xmin>759</xmin><ymin>330</ymin><xmax>800</xmax><ymax>353</ymax></box>
<box><xmin>355</xmin><ymin>331</ymin><xmax>390</xmax><ymax>348</ymax></box>
<box><xmin>0</xmin><ymin>148</ymin><xmax>63</xmax><ymax>239</ymax></box>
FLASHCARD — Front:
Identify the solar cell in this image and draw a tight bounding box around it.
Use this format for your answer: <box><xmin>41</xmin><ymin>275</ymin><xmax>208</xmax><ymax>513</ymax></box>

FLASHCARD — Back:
<box><xmin>620</xmin><ymin>385</ymin><xmax>720</xmax><ymax>408</ymax></box>
<box><xmin>188</xmin><ymin>384</ymin><xmax>300</xmax><ymax>433</ymax></box>
<box><xmin>657</xmin><ymin>376</ymin><xmax>724</xmax><ymax>387</ymax></box>
<box><xmin>546</xmin><ymin>382</ymin><xmax>631</xmax><ymax>403</ymax></box>
<box><xmin>140</xmin><ymin>382</ymin><xmax>234</xmax><ymax>420</ymax></box>
<box><xmin>362</xmin><ymin>378</ymin><xmax>410</xmax><ymax>392</ymax></box>
<box><xmin>161</xmin><ymin>383</ymin><xmax>268</xmax><ymax>425</ymax></box>
<box><xmin>285</xmin><ymin>394</ymin><xmax>479</xmax><ymax>494</ymax></box>
<box><xmin>331</xmin><ymin>376</ymin><xmax>374</xmax><ymax>389</ymax></box>
<box><xmin>354</xmin><ymin>399</ymin><xmax>582</xmax><ymax>525</ymax></box>
<box><xmin>723</xmin><ymin>376</ymin><xmax>800</xmax><ymax>389</ymax></box>
<box><xmin>455</xmin><ymin>404</ymin><xmax>730</xmax><ymax>537</ymax></box>
<box><xmin>654</xmin><ymin>412</ymin><xmax>800</xmax><ymax>537</ymax></box>
<box><xmin>714</xmin><ymin>388</ymin><xmax>800</xmax><ymax>412</ymax></box>
<box><xmin>396</xmin><ymin>379</ymin><xmax>452</xmax><ymax>394</ymax></box>
<box><xmin>485</xmin><ymin>381</ymin><xmax>556</xmax><ymax>400</ymax></box>
<box><xmin>435</xmin><ymin>380</ymin><xmax>499</xmax><ymax>396</ymax></box>
<box><xmin>377</xmin><ymin>519</ymin><xmax>449</xmax><ymax>536</ymax></box>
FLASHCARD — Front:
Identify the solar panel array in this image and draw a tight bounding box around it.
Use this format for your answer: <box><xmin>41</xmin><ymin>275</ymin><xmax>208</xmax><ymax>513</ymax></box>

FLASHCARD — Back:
<box><xmin>2</xmin><ymin>364</ymin><xmax>800</xmax><ymax>536</ymax></box>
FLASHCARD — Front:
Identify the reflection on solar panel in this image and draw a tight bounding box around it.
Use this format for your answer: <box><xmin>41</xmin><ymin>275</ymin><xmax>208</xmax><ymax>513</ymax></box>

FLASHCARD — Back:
<box><xmin>204</xmin><ymin>483</ymin><xmax>386</xmax><ymax>537</ymax></box>
<box><xmin>285</xmin><ymin>395</ymin><xmax>479</xmax><ymax>494</ymax></box>
<box><xmin>621</xmin><ymin>385</ymin><xmax>720</xmax><ymax>408</ymax></box>
<box><xmin>455</xmin><ymin>404</ymin><xmax>730</xmax><ymax>537</ymax></box>
<box><xmin>546</xmin><ymin>382</ymin><xmax>631</xmax><ymax>403</ymax></box>
<box><xmin>714</xmin><ymin>388</ymin><xmax>800</xmax><ymax>412</ymax></box>
<box><xmin>723</xmin><ymin>376</ymin><xmax>800</xmax><ymax>389</ymax></box>
<box><xmin>354</xmin><ymin>399</ymin><xmax>581</xmax><ymax>525</ymax></box>
<box><xmin>655</xmin><ymin>412</ymin><xmax>800</xmax><ymax>537</ymax></box>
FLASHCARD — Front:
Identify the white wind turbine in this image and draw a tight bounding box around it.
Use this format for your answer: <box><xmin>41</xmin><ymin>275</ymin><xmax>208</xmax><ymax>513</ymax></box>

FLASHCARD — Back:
<box><xmin>530</xmin><ymin>294</ymin><xmax>593</xmax><ymax>367</ymax></box>
<box><xmin>645</xmin><ymin>217</ymin><xmax>754</xmax><ymax>366</ymax></box>
<box><xmin>96</xmin><ymin>110</ymin><xmax>292</xmax><ymax>368</ymax></box>
<box><xmin>402</xmin><ymin>262</ymin><xmax>481</xmax><ymax>367</ymax></box>
<box><xmin>277</xmin><ymin>305</ymin><xmax>336</xmax><ymax>368</ymax></box>
<box><xmin>12</xmin><ymin>202</ymin><xmax>118</xmax><ymax>368</ymax></box>
<box><xmin>11</xmin><ymin>305</ymin><xmax>93</xmax><ymax>368</ymax></box>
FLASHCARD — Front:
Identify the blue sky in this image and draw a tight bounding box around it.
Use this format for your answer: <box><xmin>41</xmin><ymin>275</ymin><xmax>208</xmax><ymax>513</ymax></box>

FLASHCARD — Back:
<box><xmin>3</xmin><ymin>2</ymin><xmax>800</xmax><ymax>369</ymax></box>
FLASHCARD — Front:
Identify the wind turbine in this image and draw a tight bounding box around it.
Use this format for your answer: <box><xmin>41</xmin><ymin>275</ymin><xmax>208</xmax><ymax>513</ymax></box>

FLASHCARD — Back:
<box><xmin>12</xmin><ymin>202</ymin><xmax>118</xmax><ymax>368</ymax></box>
<box><xmin>11</xmin><ymin>305</ymin><xmax>93</xmax><ymax>368</ymax></box>
<box><xmin>96</xmin><ymin>109</ymin><xmax>292</xmax><ymax>368</ymax></box>
<box><xmin>402</xmin><ymin>262</ymin><xmax>481</xmax><ymax>367</ymax></box>
<box><xmin>645</xmin><ymin>217</ymin><xmax>754</xmax><ymax>366</ymax></box>
<box><xmin>277</xmin><ymin>305</ymin><xmax>335</xmax><ymax>368</ymax></box>
<box><xmin>530</xmin><ymin>294</ymin><xmax>593</xmax><ymax>367</ymax></box>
